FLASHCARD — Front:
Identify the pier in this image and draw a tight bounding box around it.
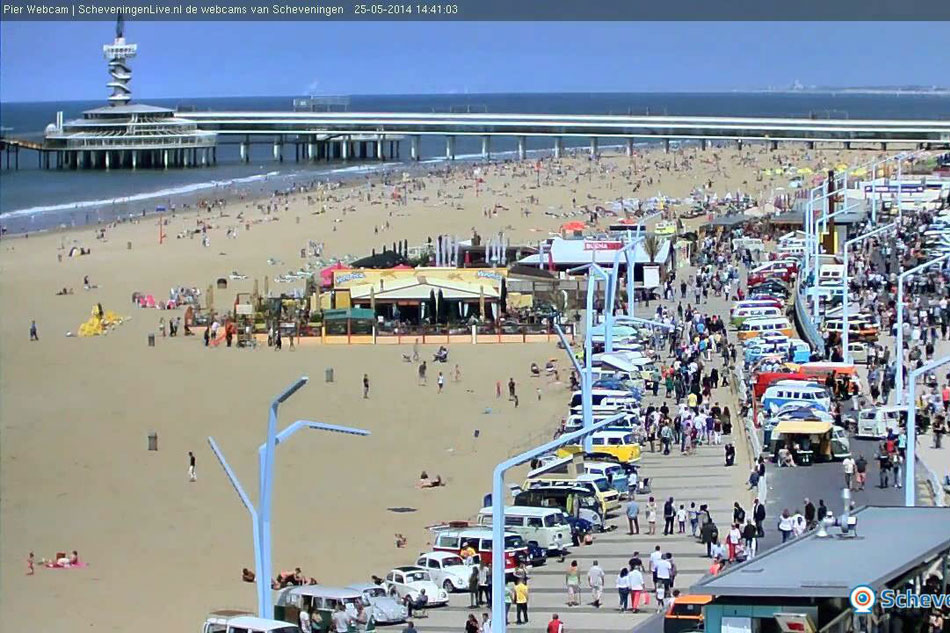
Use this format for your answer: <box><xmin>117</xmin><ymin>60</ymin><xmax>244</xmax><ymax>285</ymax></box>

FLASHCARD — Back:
<box><xmin>6</xmin><ymin>17</ymin><xmax>950</xmax><ymax>171</ymax></box>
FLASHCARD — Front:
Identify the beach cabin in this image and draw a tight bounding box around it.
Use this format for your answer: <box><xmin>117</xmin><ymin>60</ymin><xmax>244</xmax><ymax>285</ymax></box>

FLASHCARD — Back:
<box><xmin>762</xmin><ymin>380</ymin><xmax>831</xmax><ymax>414</ymax></box>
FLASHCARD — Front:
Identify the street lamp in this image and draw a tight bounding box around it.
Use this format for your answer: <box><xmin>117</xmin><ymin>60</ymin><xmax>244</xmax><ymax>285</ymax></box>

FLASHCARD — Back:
<box><xmin>490</xmin><ymin>413</ymin><xmax>625</xmax><ymax>633</ymax></box>
<box><xmin>895</xmin><ymin>255</ymin><xmax>950</xmax><ymax>404</ymax></box>
<box><xmin>208</xmin><ymin>376</ymin><xmax>371</xmax><ymax>618</ymax></box>
<box><xmin>841</xmin><ymin>222</ymin><xmax>897</xmax><ymax>363</ymax></box>
<box><xmin>904</xmin><ymin>355</ymin><xmax>950</xmax><ymax>505</ymax></box>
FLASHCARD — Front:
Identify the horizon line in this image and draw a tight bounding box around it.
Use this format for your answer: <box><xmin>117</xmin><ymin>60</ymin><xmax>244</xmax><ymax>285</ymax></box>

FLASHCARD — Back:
<box><xmin>4</xmin><ymin>87</ymin><xmax>950</xmax><ymax>106</ymax></box>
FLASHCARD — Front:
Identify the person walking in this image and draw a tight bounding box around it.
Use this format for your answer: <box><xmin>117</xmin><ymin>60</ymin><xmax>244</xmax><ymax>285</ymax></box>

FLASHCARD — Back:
<box><xmin>514</xmin><ymin>578</ymin><xmax>529</xmax><ymax>624</ymax></box>
<box><xmin>418</xmin><ymin>361</ymin><xmax>428</xmax><ymax>385</ymax></box>
<box><xmin>625</xmin><ymin>498</ymin><xmax>640</xmax><ymax>535</ymax></box>
<box><xmin>546</xmin><ymin>614</ymin><xmax>563</xmax><ymax>633</ymax></box>
<box><xmin>842</xmin><ymin>455</ymin><xmax>856</xmax><ymax>490</ymax></box>
<box><xmin>363</xmin><ymin>374</ymin><xmax>370</xmax><ymax>399</ymax></box>
<box><xmin>438</xmin><ymin>371</ymin><xmax>445</xmax><ymax>393</ymax></box>
<box><xmin>587</xmin><ymin>560</ymin><xmax>605</xmax><ymax>608</ymax></box>
<box><xmin>855</xmin><ymin>454</ymin><xmax>868</xmax><ymax>490</ymax></box>
<box><xmin>188</xmin><ymin>451</ymin><xmax>197</xmax><ymax>482</ymax></box>
<box><xmin>29</xmin><ymin>320</ymin><xmax>38</xmax><ymax>341</ymax></box>
<box><xmin>469</xmin><ymin>566</ymin><xmax>480</xmax><ymax>607</ymax></box>
<box><xmin>504</xmin><ymin>582</ymin><xmax>515</xmax><ymax>625</ymax></box>
<box><xmin>878</xmin><ymin>448</ymin><xmax>892</xmax><ymax>488</ymax></box>
<box><xmin>565</xmin><ymin>560</ymin><xmax>581</xmax><ymax>607</ymax></box>
<box><xmin>777</xmin><ymin>509</ymin><xmax>794</xmax><ymax>543</ymax></box>
<box><xmin>628</xmin><ymin>564</ymin><xmax>645</xmax><ymax>613</ymax></box>
<box><xmin>479</xmin><ymin>562</ymin><xmax>492</xmax><ymax>605</ymax></box>
<box><xmin>752</xmin><ymin>498</ymin><xmax>766</xmax><ymax>537</ymax></box>
<box><xmin>663</xmin><ymin>497</ymin><xmax>675</xmax><ymax>535</ymax></box>
<box><xmin>465</xmin><ymin>615</ymin><xmax>479</xmax><ymax>633</ymax></box>
<box><xmin>646</xmin><ymin>497</ymin><xmax>657</xmax><ymax>535</ymax></box>
<box><xmin>616</xmin><ymin>568</ymin><xmax>631</xmax><ymax>612</ymax></box>
<box><xmin>742</xmin><ymin>519</ymin><xmax>757</xmax><ymax>558</ymax></box>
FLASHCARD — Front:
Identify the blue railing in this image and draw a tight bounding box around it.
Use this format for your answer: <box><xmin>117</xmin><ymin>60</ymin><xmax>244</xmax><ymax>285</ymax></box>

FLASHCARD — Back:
<box><xmin>793</xmin><ymin>278</ymin><xmax>825</xmax><ymax>358</ymax></box>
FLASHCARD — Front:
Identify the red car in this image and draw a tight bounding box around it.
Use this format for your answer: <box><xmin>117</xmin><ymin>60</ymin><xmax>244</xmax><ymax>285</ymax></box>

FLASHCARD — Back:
<box><xmin>747</xmin><ymin>266</ymin><xmax>795</xmax><ymax>286</ymax></box>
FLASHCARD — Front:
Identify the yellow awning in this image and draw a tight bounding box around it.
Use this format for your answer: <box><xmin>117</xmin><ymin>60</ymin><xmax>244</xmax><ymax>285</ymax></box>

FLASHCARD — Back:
<box><xmin>773</xmin><ymin>420</ymin><xmax>832</xmax><ymax>435</ymax></box>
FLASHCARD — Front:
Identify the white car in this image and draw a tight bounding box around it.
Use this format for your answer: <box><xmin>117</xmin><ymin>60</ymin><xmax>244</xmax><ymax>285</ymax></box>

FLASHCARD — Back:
<box><xmin>382</xmin><ymin>566</ymin><xmax>449</xmax><ymax>606</ymax></box>
<box><xmin>346</xmin><ymin>583</ymin><xmax>408</xmax><ymax>624</ymax></box>
<box><xmin>415</xmin><ymin>551</ymin><xmax>473</xmax><ymax>593</ymax></box>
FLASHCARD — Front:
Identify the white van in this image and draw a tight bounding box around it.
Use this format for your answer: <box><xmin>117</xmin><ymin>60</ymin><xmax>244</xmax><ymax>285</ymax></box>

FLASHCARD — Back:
<box><xmin>855</xmin><ymin>406</ymin><xmax>905</xmax><ymax>439</ymax></box>
<box><xmin>732</xmin><ymin>237</ymin><xmax>765</xmax><ymax>252</ymax></box>
<box><xmin>476</xmin><ymin>506</ymin><xmax>573</xmax><ymax>553</ymax></box>
<box><xmin>569</xmin><ymin>389</ymin><xmax>638</xmax><ymax>413</ymax></box>
<box><xmin>731</xmin><ymin>305</ymin><xmax>783</xmax><ymax>326</ymax></box>
<box><xmin>818</xmin><ymin>264</ymin><xmax>845</xmax><ymax>283</ymax></box>
<box><xmin>762</xmin><ymin>380</ymin><xmax>831</xmax><ymax>413</ymax></box>
<box><xmin>737</xmin><ymin>316</ymin><xmax>794</xmax><ymax>341</ymax></box>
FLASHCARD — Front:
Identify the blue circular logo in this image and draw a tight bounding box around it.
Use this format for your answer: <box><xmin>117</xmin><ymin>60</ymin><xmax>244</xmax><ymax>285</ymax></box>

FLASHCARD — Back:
<box><xmin>850</xmin><ymin>585</ymin><xmax>876</xmax><ymax>614</ymax></box>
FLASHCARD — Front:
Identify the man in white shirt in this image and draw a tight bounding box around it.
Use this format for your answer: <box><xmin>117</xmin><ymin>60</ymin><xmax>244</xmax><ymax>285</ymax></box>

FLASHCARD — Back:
<box><xmin>331</xmin><ymin>604</ymin><xmax>353</xmax><ymax>633</ymax></box>
<box><xmin>648</xmin><ymin>546</ymin><xmax>663</xmax><ymax>587</ymax></box>
<box><xmin>653</xmin><ymin>553</ymin><xmax>672</xmax><ymax>591</ymax></box>
<box><xmin>588</xmin><ymin>560</ymin><xmax>605</xmax><ymax>608</ymax></box>
<box><xmin>842</xmin><ymin>456</ymin><xmax>856</xmax><ymax>490</ymax></box>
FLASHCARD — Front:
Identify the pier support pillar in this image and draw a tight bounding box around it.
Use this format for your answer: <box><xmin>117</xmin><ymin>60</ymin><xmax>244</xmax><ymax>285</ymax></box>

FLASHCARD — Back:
<box><xmin>517</xmin><ymin>136</ymin><xmax>527</xmax><ymax>160</ymax></box>
<box><xmin>590</xmin><ymin>137</ymin><xmax>598</xmax><ymax>157</ymax></box>
<box><xmin>377</xmin><ymin>138</ymin><xmax>385</xmax><ymax>161</ymax></box>
<box><xmin>240</xmin><ymin>142</ymin><xmax>248</xmax><ymax>163</ymax></box>
<box><xmin>807</xmin><ymin>141</ymin><xmax>815</xmax><ymax>150</ymax></box>
<box><xmin>736</xmin><ymin>138</ymin><xmax>743</xmax><ymax>150</ymax></box>
<box><xmin>201</xmin><ymin>149</ymin><xmax>207</xmax><ymax>166</ymax></box>
<box><xmin>183</xmin><ymin>149</ymin><xmax>189</xmax><ymax>167</ymax></box>
<box><xmin>626</xmin><ymin>138</ymin><xmax>634</xmax><ymax>157</ymax></box>
<box><xmin>664</xmin><ymin>139</ymin><xmax>671</xmax><ymax>153</ymax></box>
<box><xmin>553</xmin><ymin>137</ymin><xmax>563</xmax><ymax>159</ymax></box>
<box><xmin>482</xmin><ymin>136</ymin><xmax>491</xmax><ymax>160</ymax></box>
<box><xmin>273</xmin><ymin>141</ymin><xmax>282</xmax><ymax>162</ymax></box>
<box><xmin>770</xmin><ymin>140</ymin><xmax>778</xmax><ymax>151</ymax></box>
<box><xmin>105</xmin><ymin>151</ymin><xmax>111</xmax><ymax>170</ymax></box>
<box><xmin>446</xmin><ymin>136</ymin><xmax>456</xmax><ymax>160</ymax></box>
<box><xmin>132</xmin><ymin>151</ymin><xmax>137</xmax><ymax>170</ymax></box>
<box><xmin>844</xmin><ymin>141</ymin><xmax>852</xmax><ymax>150</ymax></box>
<box><xmin>701</xmin><ymin>139</ymin><xmax>708</xmax><ymax>151</ymax></box>
<box><xmin>308</xmin><ymin>142</ymin><xmax>315</xmax><ymax>161</ymax></box>
<box><xmin>411</xmin><ymin>135</ymin><xmax>420</xmax><ymax>161</ymax></box>
<box><xmin>163</xmin><ymin>150</ymin><xmax>169</xmax><ymax>169</ymax></box>
<box><xmin>342</xmin><ymin>138</ymin><xmax>351</xmax><ymax>161</ymax></box>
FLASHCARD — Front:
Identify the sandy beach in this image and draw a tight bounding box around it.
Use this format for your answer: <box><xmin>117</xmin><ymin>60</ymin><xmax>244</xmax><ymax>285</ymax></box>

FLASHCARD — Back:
<box><xmin>0</xmin><ymin>144</ymin><xmax>869</xmax><ymax>632</ymax></box>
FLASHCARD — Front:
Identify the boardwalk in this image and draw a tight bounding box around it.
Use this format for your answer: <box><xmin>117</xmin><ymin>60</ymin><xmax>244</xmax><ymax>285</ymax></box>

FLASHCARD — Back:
<box><xmin>412</xmin><ymin>285</ymin><xmax>754</xmax><ymax>633</ymax></box>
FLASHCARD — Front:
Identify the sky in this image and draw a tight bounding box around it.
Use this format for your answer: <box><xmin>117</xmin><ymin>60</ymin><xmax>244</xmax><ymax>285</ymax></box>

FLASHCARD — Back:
<box><xmin>1</xmin><ymin>21</ymin><xmax>949</xmax><ymax>102</ymax></box>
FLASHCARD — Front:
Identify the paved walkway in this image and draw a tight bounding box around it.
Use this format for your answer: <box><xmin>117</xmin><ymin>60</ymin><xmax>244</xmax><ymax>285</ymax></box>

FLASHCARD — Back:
<box><xmin>414</xmin><ymin>272</ymin><xmax>754</xmax><ymax>633</ymax></box>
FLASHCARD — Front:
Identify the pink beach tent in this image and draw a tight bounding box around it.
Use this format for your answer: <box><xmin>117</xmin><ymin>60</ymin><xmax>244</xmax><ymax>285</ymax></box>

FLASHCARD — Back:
<box><xmin>320</xmin><ymin>262</ymin><xmax>351</xmax><ymax>288</ymax></box>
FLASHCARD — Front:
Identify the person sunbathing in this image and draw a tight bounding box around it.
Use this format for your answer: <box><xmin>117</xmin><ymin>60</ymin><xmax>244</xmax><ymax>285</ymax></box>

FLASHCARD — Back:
<box><xmin>242</xmin><ymin>568</ymin><xmax>256</xmax><ymax>583</ymax></box>
<box><xmin>417</xmin><ymin>473</ymin><xmax>443</xmax><ymax>488</ymax></box>
<box><xmin>395</xmin><ymin>533</ymin><xmax>408</xmax><ymax>548</ymax></box>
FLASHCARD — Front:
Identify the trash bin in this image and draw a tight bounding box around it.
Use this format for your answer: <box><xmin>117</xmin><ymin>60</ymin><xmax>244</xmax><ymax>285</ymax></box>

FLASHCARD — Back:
<box><xmin>147</xmin><ymin>432</ymin><xmax>158</xmax><ymax>451</ymax></box>
<box><xmin>325</xmin><ymin>367</ymin><xmax>334</xmax><ymax>383</ymax></box>
<box><xmin>148</xmin><ymin>333</ymin><xmax>156</xmax><ymax>347</ymax></box>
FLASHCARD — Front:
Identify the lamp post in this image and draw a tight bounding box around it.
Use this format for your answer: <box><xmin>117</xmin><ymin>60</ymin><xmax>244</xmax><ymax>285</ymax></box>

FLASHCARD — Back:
<box><xmin>895</xmin><ymin>255</ymin><xmax>950</xmax><ymax>404</ymax></box>
<box><xmin>490</xmin><ymin>413</ymin><xmax>625</xmax><ymax>633</ymax></box>
<box><xmin>810</xmin><ymin>201</ymin><xmax>864</xmax><ymax>320</ymax></box>
<box><xmin>904</xmin><ymin>355</ymin><xmax>950</xmax><ymax>505</ymax></box>
<box><xmin>842</xmin><ymin>222</ymin><xmax>897</xmax><ymax>364</ymax></box>
<box><xmin>208</xmin><ymin>376</ymin><xmax>371</xmax><ymax>618</ymax></box>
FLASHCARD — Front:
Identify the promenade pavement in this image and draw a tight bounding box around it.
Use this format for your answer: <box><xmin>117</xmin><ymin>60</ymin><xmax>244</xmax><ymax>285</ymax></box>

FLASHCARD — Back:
<box><xmin>413</xmin><ymin>270</ymin><xmax>754</xmax><ymax>633</ymax></box>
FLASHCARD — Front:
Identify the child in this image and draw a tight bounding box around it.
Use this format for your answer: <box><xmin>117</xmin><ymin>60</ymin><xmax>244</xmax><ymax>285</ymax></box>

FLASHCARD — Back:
<box><xmin>676</xmin><ymin>504</ymin><xmax>687</xmax><ymax>534</ymax></box>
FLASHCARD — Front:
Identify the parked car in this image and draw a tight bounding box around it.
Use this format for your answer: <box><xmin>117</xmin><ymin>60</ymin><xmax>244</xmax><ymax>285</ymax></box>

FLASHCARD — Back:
<box><xmin>414</xmin><ymin>552</ymin><xmax>472</xmax><ymax>593</ymax></box>
<box><xmin>346</xmin><ymin>583</ymin><xmax>408</xmax><ymax>624</ymax></box>
<box><xmin>382</xmin><ymin>566</ymin><xmax>449</xmax><ymax>606</ymax></box>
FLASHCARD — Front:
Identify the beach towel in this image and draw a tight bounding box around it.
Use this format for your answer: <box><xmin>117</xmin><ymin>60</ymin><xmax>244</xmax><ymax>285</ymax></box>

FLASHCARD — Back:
<box><xmin>45</xmin><ymin>561</ymin><xmax>88</xmax><ymax>569</ymax></box>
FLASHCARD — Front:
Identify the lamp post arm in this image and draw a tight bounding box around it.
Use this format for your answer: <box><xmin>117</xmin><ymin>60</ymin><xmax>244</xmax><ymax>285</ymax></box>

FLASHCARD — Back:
<box><xmin>554</xmin><ymin>323</ymin><xmax>584</xmax><ymax>376</ymax></box>
<box><xmin>208</xmin><ymin>437</ymin><xmax>266</xmax><ymax>617</ymax></box>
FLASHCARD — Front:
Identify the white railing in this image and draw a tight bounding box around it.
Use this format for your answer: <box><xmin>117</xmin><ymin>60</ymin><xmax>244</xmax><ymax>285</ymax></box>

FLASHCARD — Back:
<box><xmin>917</xmin><ymin>456</ymin><xmax>947</xmax><ymax>507</ymax></box>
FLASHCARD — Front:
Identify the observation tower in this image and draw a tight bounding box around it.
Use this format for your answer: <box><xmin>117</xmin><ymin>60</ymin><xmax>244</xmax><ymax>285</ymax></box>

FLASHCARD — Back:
<box><xmin>43</xmin><ymin>16</ymin><xmax>216</xmax><ymax>170</ymax></box>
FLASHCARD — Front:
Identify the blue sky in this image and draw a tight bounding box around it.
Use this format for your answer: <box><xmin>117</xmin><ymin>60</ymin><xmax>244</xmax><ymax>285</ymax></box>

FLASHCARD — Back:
<box><xmin>1</xmin><ymin>21</ymin><xmax>948</xmax><ymax>102</ymax></box>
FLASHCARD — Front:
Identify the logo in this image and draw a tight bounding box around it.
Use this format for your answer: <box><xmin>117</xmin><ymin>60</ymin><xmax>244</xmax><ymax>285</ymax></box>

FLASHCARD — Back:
<box><xmin>335</xmin><ymin>272</ymin><xmax>366</xmax><ymax>285</ymax></box>
<box><xmin>583</xmin><ymin>241</ymin><xmax>622</xmax><ymax>251</ymax></box>
<box><xmin>850</xmin><ymin>585</ymin><xmax>876</xmax><ymax>614</ymax></box>
<box><xmin>476</xmin><ymin>270</ymin><xmax>503</xmax><ymax>281</ymax></box>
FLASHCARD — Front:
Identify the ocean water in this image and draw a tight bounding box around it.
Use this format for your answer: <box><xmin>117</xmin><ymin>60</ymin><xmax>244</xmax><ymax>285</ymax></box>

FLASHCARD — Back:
<box><xmin>1</xmin><ymin>92</ymin><xmax>947</xmax><ymax>233</ymax></box>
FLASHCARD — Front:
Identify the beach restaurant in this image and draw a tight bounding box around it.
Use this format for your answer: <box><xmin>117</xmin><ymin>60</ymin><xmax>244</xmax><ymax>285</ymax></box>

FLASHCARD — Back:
<box><xmin>516</xmin><ymin>236</ymin><xmax>673</xmax><ymax>284</ymax></box>
<box><xmin>331</xmin><ymin>267</ymin><xmax>506</xmax><ymax>322</ymax></box>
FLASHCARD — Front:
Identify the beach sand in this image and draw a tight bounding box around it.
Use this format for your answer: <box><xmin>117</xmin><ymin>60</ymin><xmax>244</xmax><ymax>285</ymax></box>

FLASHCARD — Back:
<box><xmin>0</xmin><ymin>145</ymin><xmax>867</xmax><ymax>632</ymax></box>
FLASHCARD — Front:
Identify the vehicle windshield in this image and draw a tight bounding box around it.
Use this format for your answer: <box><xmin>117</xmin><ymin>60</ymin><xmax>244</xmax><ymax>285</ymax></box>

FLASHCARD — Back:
<box><xmin>406</xmin><ymin>571</ymin><xmax>430</xmax><ymax>582</ymax></box>
<box><xmin>440</xmin><ymin>556</ymin><xmax>464</xmax><ymax>567</ymax></box>
<box><xmin>590</xmin><ymin>477</ymin><xmax>611</xmax><ymax>492</ymax></box>
<box><xmin>363</xmin><ymin>587</ymin><xmax>386</xmax><ymax>599</ymax></box>
<box><xmin>505</xmin><ymin>535</ymin><xmax>526</xmax><ymax>549</ymax></box>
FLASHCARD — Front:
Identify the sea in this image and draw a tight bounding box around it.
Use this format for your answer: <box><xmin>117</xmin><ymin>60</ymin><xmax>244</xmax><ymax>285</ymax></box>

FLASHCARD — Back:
<box><xmin>1</xmin><ymin>92</ymin><xmax>947</xmax><ymax>234</ymax></box>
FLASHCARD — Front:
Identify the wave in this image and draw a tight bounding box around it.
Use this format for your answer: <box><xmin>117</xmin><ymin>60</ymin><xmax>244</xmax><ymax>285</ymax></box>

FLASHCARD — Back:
<box><xmin>0</xmin><ymin>171</ymin><xmax>283</xmax><ymax>219</ymax></box>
